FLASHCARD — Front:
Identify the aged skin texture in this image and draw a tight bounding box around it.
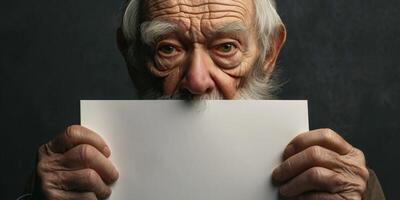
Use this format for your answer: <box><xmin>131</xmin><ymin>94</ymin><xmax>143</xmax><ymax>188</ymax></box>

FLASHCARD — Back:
<box><xmin>28</xmin><ymin>0</ymin><xmax>385</xmax><ymax>200</ymax></box>
<box><xmin>143</xmin><ymin>0</ymin><xmax>264</xmax><ymax>99</ymax></box>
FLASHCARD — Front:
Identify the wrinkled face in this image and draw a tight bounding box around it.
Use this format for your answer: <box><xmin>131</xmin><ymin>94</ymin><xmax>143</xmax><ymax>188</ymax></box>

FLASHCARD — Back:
<box><xmin>142</xmin><ymin>0</ymin><xmax>260</xmax><ymax>99</ymax></box>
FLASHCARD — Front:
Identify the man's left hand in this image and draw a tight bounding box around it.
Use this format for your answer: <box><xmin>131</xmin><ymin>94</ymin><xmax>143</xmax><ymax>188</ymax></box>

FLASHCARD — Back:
<box><xmin>272</xmin><ymin>128</ymin><xmax>369</xmax><ymax>200</ymax></box>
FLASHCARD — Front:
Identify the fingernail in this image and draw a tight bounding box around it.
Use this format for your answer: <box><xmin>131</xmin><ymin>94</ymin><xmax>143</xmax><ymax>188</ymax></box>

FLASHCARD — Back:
<box><xmin>103</xmin><ymin>146</ymin><xmax>111</xmax><ymax>157</ymax></box>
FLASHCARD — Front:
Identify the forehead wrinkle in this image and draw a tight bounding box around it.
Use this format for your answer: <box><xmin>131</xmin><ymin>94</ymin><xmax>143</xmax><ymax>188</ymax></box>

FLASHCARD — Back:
<box><xmin>204</xmin><ymin>21</ymin><xmax>247</xmax><ymax>36</ymax></box>
<box><xmin>141</xmin><ymin>17</ymin><xmax>249</xmax><ymax>46</ymax></box>
<box><xmin>146</xmin><ymin>0</ymin><xmax>249</xmax><ymax>21</ymax></box>
<box><xmin>198</xmin><ymin>21</ymin><xmax>248</xmax><ymax>44</ymax></box>
<box><xmin>144</xmin><ymin>0</ymin><xmax>254</xmax><ymax>44</ymax></box>
<box><xmin>152</xmin><ymin>14</ymin><xmax>245</xmax><ymax>21</ymax></box>
<box><xmin>148</xmin><ymin>2</ymin><xmax>247</xmax><ymax>15</ymax></box>
<box><xmin>149</xmin><ymin>9</ymin><xmax>247</xmax><ymax>21</ymax></box>
<box><xmin>147</xmin><ymin>0</ymin><xmax>248</xmax><ymax>12</ymax></box>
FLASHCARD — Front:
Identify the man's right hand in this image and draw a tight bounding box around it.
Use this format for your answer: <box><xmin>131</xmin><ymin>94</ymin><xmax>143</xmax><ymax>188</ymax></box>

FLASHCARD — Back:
<box><xmin>35</xmin><ymin>125</ymin><xmax>119</xmax><ymax>200</ymax></box>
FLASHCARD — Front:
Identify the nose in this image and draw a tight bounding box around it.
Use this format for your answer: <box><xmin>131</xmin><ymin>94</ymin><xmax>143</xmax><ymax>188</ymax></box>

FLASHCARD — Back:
<box><xmin>181</xmin><ymin>49</ymin><xmax>215</xmax><ymax>95</ymax></box>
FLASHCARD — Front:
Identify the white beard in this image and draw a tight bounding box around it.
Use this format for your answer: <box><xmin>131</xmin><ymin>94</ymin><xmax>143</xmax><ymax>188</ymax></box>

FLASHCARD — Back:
<box><xmin>160</xmin><ymin>88</ymin><xmax>224</xmax><ymax>100</ymax></box>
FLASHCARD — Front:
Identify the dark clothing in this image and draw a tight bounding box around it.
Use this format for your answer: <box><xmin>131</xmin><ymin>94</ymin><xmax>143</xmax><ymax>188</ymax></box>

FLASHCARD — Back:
<box><xmin>364</xmin><ymin>169</ymin><xmax>386</xmax><ymax>200</ymax></box>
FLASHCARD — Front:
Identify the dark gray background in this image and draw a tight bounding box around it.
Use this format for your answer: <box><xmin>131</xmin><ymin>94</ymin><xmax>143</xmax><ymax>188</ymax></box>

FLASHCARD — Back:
<box><xmin>1</xmin><ymin>0</ymin><xmax>399</xmax><ymax>199</ymax></box>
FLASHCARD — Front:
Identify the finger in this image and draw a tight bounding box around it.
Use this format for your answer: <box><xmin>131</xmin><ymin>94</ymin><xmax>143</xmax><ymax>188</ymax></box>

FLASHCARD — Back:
<box><xmin>57</xmin><ymin>169</ymin><xmax>112</xmax><ymax>199</ymax></box>
<box><xmin>61</xmin><ymin>144</ymin><xmax>119</xmax><ymax>184</ymax></box>
<box><xmin>48</xmin><ymin>125</ymin><xmax>111</xmax><ymax>157</ymax></box>
<box><xmin>299</xmin><ymin>192</ymin><xmax>342</xmax><ymax>200</ymax></box>
<box><xmin>63</xmin><ymin>191</ymin><xmax>97</xmax><ymax>200</ymax></box>
<box><xmin>273</xmin><ymin>146</ymin><xmax>341</xmax><ymax>182</ymax></box>
<box><xmin>46</xmin><ymin>190</ymin><xmax>96</xmax><ymax>200</ymax></box>
<box><xmin>65</xmin><ymin>192</ymin><xmax>97</xmax><ymax>200</ymax></box>
<box><xmin>279</xmin><ymin>167</ymin><xmax>344</xmax><ymax>197</ymax></box>
<box><xmin>283</xmin><ymin>128</ymin><xmax>352</xmax><ymax>159</ymax></box>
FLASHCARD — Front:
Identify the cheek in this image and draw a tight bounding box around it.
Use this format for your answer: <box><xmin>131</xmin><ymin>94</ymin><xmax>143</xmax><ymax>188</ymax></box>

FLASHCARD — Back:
<box><xmin>210</xmin><ymin>69</ymin><xmax>241</xmax><ymax>99</ymax></box>
<box><xmin>146</xmin><ymin>49</ymin><xmax>257</xmax><ymax>98</ymax></box>
<box><xmin>162</xmin><ymin>69</ymin><xmax>183</xmax><ymax>95</ymax></box>
<box><xmin>148</xmin><ymin>53</ymin><xmax>186</xmax><ymax>77</ymax></box>
<box><xmin>210</xmin><ymin>52</ymin><xmax>242</xmax><ymax>69</ymax></box>
<box><xmin>146</xmin><ymin>59</ymin><xmax>185</xmax><ymax>96</ymax></box>
<box><xmin>213</xmin><ymin>55</ymin><xmax>258</xmax><ymax>99</ymax></box>
<box><xmin>220</xmin><ymin>56</ymin><xmax>255</xmax><ymax>78</ymax></box>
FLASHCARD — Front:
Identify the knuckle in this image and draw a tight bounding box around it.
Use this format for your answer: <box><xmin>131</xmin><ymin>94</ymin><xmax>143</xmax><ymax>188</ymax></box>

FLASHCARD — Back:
<box><xmin>359</xmin><ymin>178</ymin><xmax>368</xmax><ymax>193</ymax></box>
<box><xmin>38</xmin><ymin>144</ymin><xmax>47</xmax><ymax>156</ymax></box>
<box><xmin>283</xmin><ymin>159</ymin><xmax>293</xmax><ymax>173</ymax></box>
<box><xmin>358</xmin><ymin>166</ymin><xmax>370</xmax><ymax>181</ymax></box>
<box><xmin>349</xmin><ymin>148</ymin><xmax>369</xmax><ymax>180</ymax></box>
<box><xmin>66</xmin><ymin>125</ymin><xmax>82</xmax><ymax>140</ymax></box>
<box><xmin>350</xmin><ymin>178</ymin><xmax>368</xmax><ymax>196</ymax></box>
<box><xmin>331</xmin><ymin>173</ymin><xmax>346</xmax><ymax>190</ymax></box>
<box><xmin>37</xmin><ymin>167</ymin><xmax>58</xmax><ymax>193</ymax></box>
<box><xmin>54</xmin><ymin>171</ymin><xmax>68</xmax><ymax>191</ymax></box>
<box><xmin>307</xmin><ymin>146</ymin><xmax>323</xmax><ymax>164</ymax></box>
<box><xmin>37</xmin><ymin>158</ymin><xmax>54</xmax><ymax>176</ymax></box>
<box><xmin>37</xmin><ymin>160</ymin><xmax>48</xmax><ymax>174</ymax></box>
<box><xmin>38</xmin><ymin>143</ymin><xmax>54</xmax><ymax>158</ymax></box>
<box><xmin>79</xmin><ymin>144</ymin><xmax>96</xmax><ymax>167</ymax></box>
<box><xmin>354</xmin><ymin>148</ymin><xmax>366</xmax><ymax>162</ymax></box>
<box><xmin>321</xmin><ymin>128</ymin><xmax>336</xmax><ymax>140</ymax></box>
<box><xmin>307</xmin><ymin>167</ymin><xmax>322</xmax><ymax>184</ymax></box>
<box><xmin>85</xmin><ymin>168</ymin><xmax>99</xmax><ymax>186</ymax></box>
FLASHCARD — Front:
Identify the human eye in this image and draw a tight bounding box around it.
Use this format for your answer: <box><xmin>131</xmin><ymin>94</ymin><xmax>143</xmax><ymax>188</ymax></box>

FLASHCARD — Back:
<box><xmin>213</xmin><ymin>42</ymin><xmax>239</xmax><ymax>57</ymax></box>
<box><xmin>218</xmin><ymin>43</ymin><xmax>234</xmax><ymax>52</ymax></box>
<box><xmin>156</xmin><ymin>40</ymin><xmax>182</xmax><ymax>58</ymax></box>
<box><xmin>158</xmin><ymin>44</ymin><xmax>176</xmax><ymax>54</ymax></box>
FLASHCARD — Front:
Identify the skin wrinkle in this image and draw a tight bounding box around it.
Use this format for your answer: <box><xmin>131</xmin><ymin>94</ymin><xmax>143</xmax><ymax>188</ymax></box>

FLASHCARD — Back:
<box><xmin>119</xmin><ymin>0</ymin><xmax>285</xmax><ymax>99</ymax></box>
<box><xmin>223</xmin><ymin>59</ymin><xmax>249</xmax><ymax>77</ymax></box>
<box><xmin>143</xmin><ymin>0</ymin><xmax>258</xmax><ymax>98</ymax></box>
<box><xmin>148</xmin><ymin>3</ymin><xmax>247</xmax><ymax>14</ymax></box>
<box><xmin>230</xmin><ymin>0</ymin><xmax>248</xmax><ymax>8</ymax></box>
<box><xmin>147</xmin><ymin>0</ymin><xmax>248</xmax><ymax>24</ymax></box>
<box><xmin>148</xmin><ymin>2</ymin><xmax>247</xmax><ymax>20</ymax></box>
<box><xmin>147</xmin><ymin>0</ymin><xmax>245</xmax><ymax>9</ymax></box>
<box><xmin>162</xmin><ymin>67</ymin><xmax>182</xmax><ymax>94</ymax></box>
<box><xmin>142</xmin><ymin>21</ymin><xmax>249</xmax><ymax>63</ymax></box>
<box><xmin>147</xmin><ymin>0</ymin><xmax>248</xmax><ymax>13</ymax></box>
<box><xmin>151</xmin><ymin>37</ymin><xmax>252</xmax><ymax>81</ymax></box>
<box><xmin>189</xmin><ymin>18</ymin><xmax>203</xmax><ymax>43</ymax></box>
<box><xmin>141</xmin><ymin>22</ymin><xmax>178</xmax><ymax>46</ymax></box>
<box><xmin>151</xmin><ymin>10</ymin><xmax>246</xmax><ymax>22</ymax></box>
<box><xmin>219</xmin><ymin>46</ymin><xmax>254</xmax><ymax>78</ymax></box>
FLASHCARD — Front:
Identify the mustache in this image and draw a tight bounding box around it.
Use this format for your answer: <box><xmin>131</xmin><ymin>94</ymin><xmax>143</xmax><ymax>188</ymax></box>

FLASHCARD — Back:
<box><xmin>160</xmin><ymin>89</ymin><xmax>224</xmax><ymax>100</ymax></box>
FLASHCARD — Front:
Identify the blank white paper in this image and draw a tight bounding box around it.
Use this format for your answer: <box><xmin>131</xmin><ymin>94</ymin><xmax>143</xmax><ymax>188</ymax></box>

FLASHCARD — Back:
<box><xmin>81</xmin><ymin>100</ymin><xmax>309</xmax><ymax>200</ymax></box>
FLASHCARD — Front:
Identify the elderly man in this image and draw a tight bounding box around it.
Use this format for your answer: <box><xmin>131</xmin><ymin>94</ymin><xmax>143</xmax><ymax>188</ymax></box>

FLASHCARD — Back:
<box><xmin>28</xmin><ymin>0</ymin><xmax>385</xmax><ymax>199</ymax></box>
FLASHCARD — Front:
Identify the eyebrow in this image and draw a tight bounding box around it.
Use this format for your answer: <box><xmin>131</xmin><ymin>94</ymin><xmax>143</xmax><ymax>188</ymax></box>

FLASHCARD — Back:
<box><xmin>140</xmin><ymin>21</ymin><xmax>178</xmax><ymax>46</ymax></box>
<box><xmin>208</xmin><ymin>22</ymin><xmax>247</xmax><ymax>37</ymax></box>
<box><xmin>140</xmin><ymin>20</ymin><xmax>248</xmax><ymax>46</ymax></box>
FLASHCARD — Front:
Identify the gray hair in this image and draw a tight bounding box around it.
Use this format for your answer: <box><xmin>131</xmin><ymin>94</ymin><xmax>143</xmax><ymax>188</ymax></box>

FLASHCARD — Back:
<box><xmin>120</xmin><ymin>0</ymin><xmax>284</xmax><ymax>99</ymax></box>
